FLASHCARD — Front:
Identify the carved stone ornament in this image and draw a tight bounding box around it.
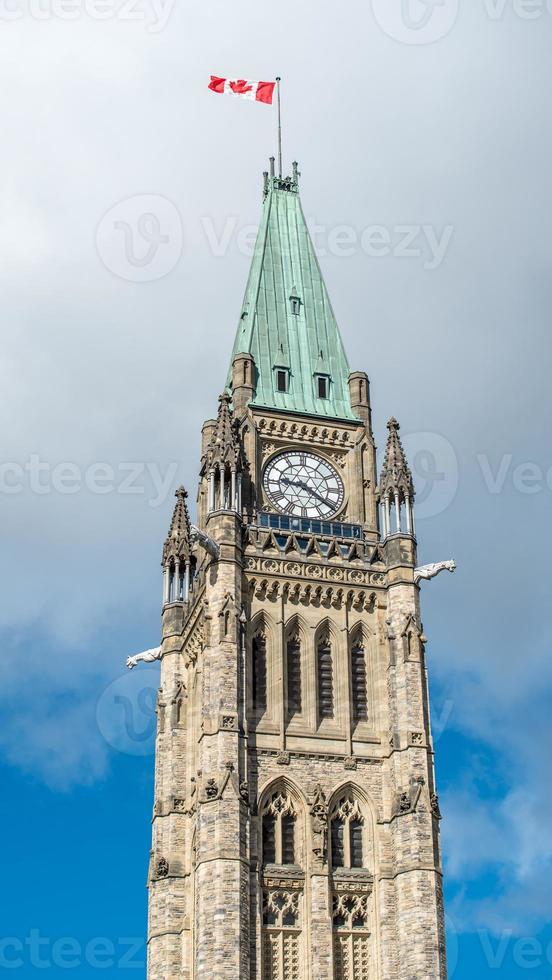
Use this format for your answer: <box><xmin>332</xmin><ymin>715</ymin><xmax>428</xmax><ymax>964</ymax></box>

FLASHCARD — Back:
<box><xmin>398</xmin><ymin>792</ymin><xmax>411</xmax><ymax>815</ymax></box>
<box><xmin>310</xmin><ymin>784</ymin><xmax>329</xmax><ymax>864</ymax></box>
<box><xmin>199</xmin><ymin>765</ymin><xmax>237</xmax><ymax>804</ymax></box>
<box><xmin>156</xmin><ymin>857</ymin><xmax>169</xmax><ymax>879</ymax></box>
<box><xmin>205</xmin><ymin>778</ymin><xmax>218</xmax><ymax>800</ymax></box>
<box><xmin>431</xmin><ymin>793</ymin><xmax>442</xmax><ymax>820</ymax></box>
<box><xmin>394</xmin><ymin>775</ymin><xmax>425</xmax><ymax>818</ymax></box>
<box><xmin>220</xmin><ymin>714</ymin><xmax>238</xmax><ymax>731</ymax></box>
<box><xmin>276</xmin><ymin>751</ymin><xmax>290</xmax><ymax>766</ymax></box>
<box><xmin>344</xmin><ymin>756</ymin><xmax>357</xmax><ymax>771</ymax></box>
<box><xmin>218</xmin><ymin>593</ymin><xmax>237</xmax><ymax>641</ymax></box>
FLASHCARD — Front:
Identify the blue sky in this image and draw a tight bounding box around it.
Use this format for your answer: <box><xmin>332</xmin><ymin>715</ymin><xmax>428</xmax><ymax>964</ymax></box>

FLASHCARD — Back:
<box><xmin>1</xmin><ymin>0</ymin><xmax>551</xmax><ymax>975</ymax></box>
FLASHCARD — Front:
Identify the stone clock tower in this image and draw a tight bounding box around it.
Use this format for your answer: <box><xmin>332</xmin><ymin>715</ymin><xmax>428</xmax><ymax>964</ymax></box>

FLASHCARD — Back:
<box><xmin>143</xmin><ymin>162</ymin><xmax>450</xmax><ymax>980</ymax></box>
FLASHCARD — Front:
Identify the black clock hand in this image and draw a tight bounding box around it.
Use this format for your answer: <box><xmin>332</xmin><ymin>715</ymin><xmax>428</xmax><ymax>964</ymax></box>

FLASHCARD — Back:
<box><xmin>282</xmin><ymin>476</ymin><xmax>328</xmax><ymax>507</ymax></box>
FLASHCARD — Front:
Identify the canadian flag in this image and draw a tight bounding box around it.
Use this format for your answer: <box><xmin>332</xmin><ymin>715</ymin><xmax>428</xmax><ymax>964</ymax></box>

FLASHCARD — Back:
<box><xmin>208</xmin><ymin>76</ymin><xmax>276</xmax><ymax>105</ymax></box>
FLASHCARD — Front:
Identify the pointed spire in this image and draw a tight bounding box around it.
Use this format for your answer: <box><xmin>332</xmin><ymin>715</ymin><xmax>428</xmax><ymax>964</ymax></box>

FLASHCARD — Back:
<box><xmin>378</xmin><ymin>418</ymin><xmax>414</xmax><ymax>498</ymax></box>
<box><xmin>162</xmin><ymin>486</ymin><xmax>191</xmax><ymax>564</ymax></box>
<box><xmin>228</xmin><ymin>167</ymin><xmax>358</xmax><ymax>422</ymax></box>
<box><xmin>204</xmin><ymin>392</ymin><xmax>241</xmax><ymax>471</ymax></box>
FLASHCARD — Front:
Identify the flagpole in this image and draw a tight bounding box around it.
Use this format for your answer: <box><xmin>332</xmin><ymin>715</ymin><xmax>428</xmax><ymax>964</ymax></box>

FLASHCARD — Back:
<box><xmin>276</xmin><ymin>76</ymin><xmax>282</xmax><ymax>177</ymax></box>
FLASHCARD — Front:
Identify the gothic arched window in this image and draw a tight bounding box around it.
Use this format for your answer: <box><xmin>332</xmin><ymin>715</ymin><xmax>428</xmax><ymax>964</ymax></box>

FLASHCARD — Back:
<box><xmin>262</xmin><ymin>789</ymin><xmax>297</xmax><ymax>866</ymax></box>
<box><xmin>262</xmin><ymin>890</ymin><xmax>301</xmax><ymax>980</ymax></box>
<box><xmin>317</xmin><ymin>629</ymin><xmax>334</xmax><ymax>721</ymax></box>
<box><xmin>332</xmin><ymin>893</ymin><xmax>371</xmax><ymax>980</ymax></box>
<box><xmin>261</xmin><ymin>787</ymin><xmax>303</xmax><ymax>979</ymax></box>
<box><xmin>252</xmin><ymin>631</ymin><xmax>267</xmax><ymax>714</ymax></box>
<box><xmin>330</xmin><ymin>796</ymin><xmax>365</xmax><ymax>870</ymax></box>
<box><xmin>286</xmin><ymin>631</ymin><xmax>302</xmax><ymax>720</ymax></box>
<box><xmin>351</xmin><ymin>635</ymin><xmax>368</xmax><ymax>724</ymax></box>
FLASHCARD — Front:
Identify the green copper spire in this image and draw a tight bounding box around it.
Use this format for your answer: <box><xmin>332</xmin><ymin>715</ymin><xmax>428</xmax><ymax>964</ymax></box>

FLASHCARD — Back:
<box><xmin>228</xmin><ymin>166</ymin><xmax>357</xmax><ymax>422</ymax></box>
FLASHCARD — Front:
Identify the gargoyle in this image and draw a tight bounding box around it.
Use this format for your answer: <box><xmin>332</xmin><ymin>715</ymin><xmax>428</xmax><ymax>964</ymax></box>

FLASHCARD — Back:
<box><xmin>190</xmin><ymin>524</ymin><xmax>220</xmax><ymax>561</ymax></box>
<box><xmin>414</xmin><ymin>560</ymin><xmax>456</xmax><ymax>584</ymax></box>
<box><xmin>126</xmin><ymin>646</ymin><xmax>162</xmax><ymax>670</ymax></box>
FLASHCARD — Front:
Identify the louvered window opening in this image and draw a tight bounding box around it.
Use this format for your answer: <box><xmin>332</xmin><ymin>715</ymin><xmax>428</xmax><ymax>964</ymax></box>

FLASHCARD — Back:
<box><xmin>331</xmin><ymin>798</ymin><xmax>365</xmax><ymax>871</ymax></box>
<box><xmin>263</xmin><ymin>814</ymin><xmax>277</xmax><ymax>865</ymax></box>
<box><xmin>253</xmin><ymin>633</ymin><xmax>267</xmax><ymax>713</ymax></box>
<box><xmin>286</xmin><ymin>636</ymin><xmax>302</xmax><ymax>719</ymax></box>
<box><xmin>318</xmin><ymin>638</ymin><xmax>334</xmax><ymax>720</ymax></box>
<box><xmin>262</xmin><ymin>791</ymin><xmax>297</xmax><ymax>867</ymax></box>
<box><xmin>281</xmin><ymin>814</ymin><xmax>295</xmax><ymax>865</ymax></box>
<box><xmin>331</xmin><ymin>817</ymin><xmax>345</xmax><ymax>868</ymax></box>
<box><xmin>351</xmin><ymin>643</ymin><xmax>368</xmax><ymax>723</ymax></box>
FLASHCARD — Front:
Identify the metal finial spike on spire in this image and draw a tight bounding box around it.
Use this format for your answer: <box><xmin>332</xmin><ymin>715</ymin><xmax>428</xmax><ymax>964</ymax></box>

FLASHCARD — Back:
<box><xmin>275</xmin><ymin>77</ymin><xmax>282</xmax><ymax>177</ymax></box>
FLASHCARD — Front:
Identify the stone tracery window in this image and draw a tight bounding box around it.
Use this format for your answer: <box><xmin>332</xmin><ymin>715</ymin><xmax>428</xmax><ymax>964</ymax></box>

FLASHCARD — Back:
<box><xmin>330</xmin><ymin>796</ymin><xmax>365</xmax><ymax>870</ymax></box>
<box><xmin>262</xmin><ymin>889</ymin><xmax>301</xmax><ymax>980</ymax></box>
<box><xmin>333</xmin><ymin>893</ymin><xmax>371</xmax><ymax>980</ymax></box>
<box><xmin>261</xmin><ymin>786</ymin><xmax>303</xmax><ymax>980</ymax></box>
<box><xmin>262</xmin><ymin>789</ymin><xmax>297</xmax><ymax>866</ymax></box>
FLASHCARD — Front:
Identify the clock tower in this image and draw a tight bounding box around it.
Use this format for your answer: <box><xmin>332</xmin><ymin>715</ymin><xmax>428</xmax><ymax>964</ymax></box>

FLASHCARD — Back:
<box><xmin>145</xmin><ymin>162</ymin><xmax>449</xmax><ymax>980</ymax></box>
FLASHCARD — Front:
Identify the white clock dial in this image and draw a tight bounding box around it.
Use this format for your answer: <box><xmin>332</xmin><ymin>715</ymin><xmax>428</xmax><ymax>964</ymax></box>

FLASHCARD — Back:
<box><xmin>263</xmin><ymin>451</ymin><xmax>345</xmax><ymax>519</ymax></box>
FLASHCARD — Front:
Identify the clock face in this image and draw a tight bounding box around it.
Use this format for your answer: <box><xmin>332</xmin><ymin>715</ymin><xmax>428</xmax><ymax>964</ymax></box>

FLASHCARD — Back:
<box><xmin>263</xmin><ymin>451</ymin><xmax>345</xmax><ymax>519</ymax></box>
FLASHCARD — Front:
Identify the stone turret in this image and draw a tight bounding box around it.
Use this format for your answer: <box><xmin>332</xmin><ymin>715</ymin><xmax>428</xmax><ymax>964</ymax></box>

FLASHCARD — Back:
<box><xmin>203</xmin><ymin>392</ymin><xmax>243</xmax><ymax>515</ymax></box>
<box><xmin>378</xmin><ymin>418</ymin><xmax>415</xmax><ymax>539</ymax></box>
<box><xmin>161</xmin><ymin>486</ymin><xmax>192</xmax><ymax>606</ymax></box>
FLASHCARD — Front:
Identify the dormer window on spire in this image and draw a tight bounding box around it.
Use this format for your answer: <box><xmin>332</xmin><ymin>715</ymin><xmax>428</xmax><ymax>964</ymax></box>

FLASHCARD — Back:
<box><xmin>315</xmin><ymin>374</ymin><xmax>330</xmax><ymax>400</ymax></box>
<box><xmin>274</xmin><ymin>367</ymin><xmax>290</xmax><ymax>394</ymax></box>
<box><xmin>289</xmin><ymin>288</ymin><xmax>302</xmax><ymax>316</ymax></box>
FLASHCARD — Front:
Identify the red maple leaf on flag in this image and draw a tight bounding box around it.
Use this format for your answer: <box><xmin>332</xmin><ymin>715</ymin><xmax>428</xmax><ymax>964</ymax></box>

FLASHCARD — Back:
<box><xmin>229</xmin><ymin>80</ymin><xmax>254</xmax><ymax>95</ymax></box>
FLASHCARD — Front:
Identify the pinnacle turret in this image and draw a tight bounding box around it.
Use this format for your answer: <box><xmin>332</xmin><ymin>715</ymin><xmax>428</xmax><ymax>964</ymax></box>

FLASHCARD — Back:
<box><xmin>203</xmin><ymin>393</ymin><xmax>243</xmax><ymax>515</ymax></box>
<box><xmin>161</xmin><ymin>487</ymin><xmax>193</xmax><ymax>606</ymax></box>
<box><xmin>378</xmin><ymin>418</ymin><xmax>415</xmax><ymax>539</ymax></box>
<box><xmin>204</xmin><ymin>392</ymin><xmax>241</xmax><ymax>471</ymax></box>
<box><xmin>378</xmin><ymin>418</ymin><xmax>414</xmax><ymax>497</ymax></box>
<box><xmin>162</xmin><ymin>487</ymin><xmax>191</xmax><ymax>564</ymax></box>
